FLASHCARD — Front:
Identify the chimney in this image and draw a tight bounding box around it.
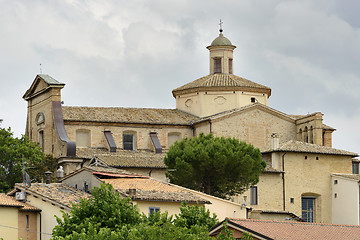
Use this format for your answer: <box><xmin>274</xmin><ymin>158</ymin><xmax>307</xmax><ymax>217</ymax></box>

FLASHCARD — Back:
<box><xmin>128</xmin><ymin>188</ymin><xmax>136</xmax><ymax>197</ymax></box>
<box><xmin>271</xmin><ymin>133</ymin><xmax>279</xmax><ymax>150</ymax></box>
<box><xmin>45</xmin><ymin>171</ymin><xmax>52</xmax><ymax>184</ymax></box>
<box><xmin>57</xmin><ymin>166</ymin><xmax>64</xmax><ymax>180</ymax></box>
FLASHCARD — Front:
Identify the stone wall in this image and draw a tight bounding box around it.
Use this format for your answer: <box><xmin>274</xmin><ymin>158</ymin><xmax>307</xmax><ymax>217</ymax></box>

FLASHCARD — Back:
<box><xmin>209</xmin><ymin>107</ymin><xmax>297</xmax><ymax>150</ymax></box>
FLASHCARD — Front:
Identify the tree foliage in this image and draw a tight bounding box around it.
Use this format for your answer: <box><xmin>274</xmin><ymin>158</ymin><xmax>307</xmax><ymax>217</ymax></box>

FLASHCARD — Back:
<box><xmin>52</xmin><ymin>183</ymin><xmax>236</xmax><ymax>240</ymax></box>
<box><xmin>0</xmin><ymin>127</ymin><xmax>56</xmax><ymax>193</ymax></box>
<box><xmin>164</xmin><ymin>133</ymin><xmax>266</xmax><ymax>199</ymax></box>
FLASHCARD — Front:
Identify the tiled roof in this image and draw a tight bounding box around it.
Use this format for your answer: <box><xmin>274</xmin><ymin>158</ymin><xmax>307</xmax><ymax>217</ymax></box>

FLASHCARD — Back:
<box><xmin>77</xmin><ymin>148</ymin><xmax>167</xmax><ymax>169</ymax></box>
<box><xmin>62</xmin><ymin>106</ymin><xmax>199</xmax><ymax>125</ymax></box>
<box><xmin>264</xmin><ymin>166</ymin><xmax>283</xmax><ymax>173</ymax></box>
<box><xmin>222</xmin><ymin>218</ymin><xmax>360</xmax><ymax>240</ymax></box>
<box><xmin>194</xmin><ymin>103</ymin><xmax>296</xmax><ymax>124</ymax></box>
<box><xmin>262</xmin><ymin>140</ymin><xmax>358</xmax><ymax>157</ymax></box>
<box><xmin>12</xmin><ymin>183</ymin><xmax>90</xmax><ymax>210</ymax></box>
<box><xmin>172</xmin><ymin>74</ymin><xmax>271</xmax><ymax>96</ymax></box>
<box><xmin>331</xmin><ymin>173</ymin><xmax>360</xmax><ymax>181</ymax></box>
<box><xmin>104</xmin><ymin>178</ymin><xmax>210</xmax><ymax>204</ymax></box>
<box><xmin>60</xmin><ymin>166</ymin><xmax>143</xmax><ymax>182</ymax></box>
<box><xmin>0</xmin><ymin>193</ymin><xmax>40</xmax><ymax>211</ymax></box>
<box><xmin>37</xmin><ymin>74</ymin><xmax>64</xmax><ymax>85</ymax></box>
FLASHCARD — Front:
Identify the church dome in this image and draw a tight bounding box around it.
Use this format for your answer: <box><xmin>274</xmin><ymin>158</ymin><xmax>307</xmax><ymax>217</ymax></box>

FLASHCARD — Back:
<box><xmin>210</xmin><ymin>32</ymin><xmax>233</xmax><ymax>46</ymax></box>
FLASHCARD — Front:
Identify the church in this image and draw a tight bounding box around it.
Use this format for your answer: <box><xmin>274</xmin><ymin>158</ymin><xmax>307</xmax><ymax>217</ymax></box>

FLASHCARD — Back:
<box><xmin>23</xmin><ymin>28</ymin><xmax>358</xmax><ymax>224</ymax></box>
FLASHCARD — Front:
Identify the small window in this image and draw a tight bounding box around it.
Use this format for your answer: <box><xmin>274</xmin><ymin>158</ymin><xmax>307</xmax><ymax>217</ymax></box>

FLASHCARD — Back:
<box><xmin>305</xmin><ymin>156</ymin><xmax>308</xmax><ymax>160</ymax></box>
<box><xmin>316</xmin><ymin>156</ymin><xmax>319</xmax><ymax>160</ymax></box>
<box><xmin>250</xmin><ymin>186</ymin><xmax>258</xmax><ymax>205</ymax></box>
<box><xmin>123</xmin><ymin>134</ymin><xmax>134</xmax><ymax>150</ymax></box>
<box><xmin>229</xmin><ymin>59</ymin><xmax>233</xmax><ymax>74</ymax></box>
<box><xmin>38</xmin><ymin>130</ymin><xmax>44</xmax><ymax>151</ymax></box>
<box><xmin>26</xmin><ymin>215</ymin><xmax>29</xmax><ymax>229</ymax></box>
<box><xmin>290</xmin><ymin>198</ymin><xmax>294</xmax><ymax>203</ymax></box>
<box><xmin>334</xmin><ymin>180</ymin><xmax>338</xmax><ymax>184</ymax></box>
<box><xmin>149</xmin><ymin>207</ymin><xmax>160</xmax><ymax>215</ymax></box>
<box><xmin>251</xmin><ymin>97</ymin><xmax>256</xmax><ymax>103</ymax></box>
<box><xmin>352</xmin><ymin>162</ymin><xmax>359</xmax><ymax>174</ymax></box>
<box><xmin>334</xmin><ymin>193</ymin><xmax>337</xmax><ymax>198</ymax></box>
<box><xmin>214</xmin><ymin>58</ymin><xmax>221</xmax><ymax>73</ymax></box>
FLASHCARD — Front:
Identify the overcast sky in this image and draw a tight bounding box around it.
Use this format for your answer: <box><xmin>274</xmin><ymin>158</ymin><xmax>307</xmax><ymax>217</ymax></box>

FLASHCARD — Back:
<box><xmin>1</xmin><ymin>0</ymin><xmax>359</xmax><ymax>154</ymax></box>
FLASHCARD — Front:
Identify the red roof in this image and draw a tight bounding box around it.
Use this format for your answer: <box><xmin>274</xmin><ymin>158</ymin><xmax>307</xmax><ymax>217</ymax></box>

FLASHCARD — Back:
<box><xmin>211</xmin><ymin>218</ymin><xmax>360</xmax><ymax>240</ymax></box>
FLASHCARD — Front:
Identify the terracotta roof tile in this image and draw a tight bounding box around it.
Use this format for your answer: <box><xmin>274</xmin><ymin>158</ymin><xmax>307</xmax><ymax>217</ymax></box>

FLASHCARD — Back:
<box><xmin>262</xmin><ymin>140</ymin><xmax>358</xmax><ymax>157</ymax></box>
<box><xmin>76</xmin><ymin>148</ymin><xmax>167</xmax><ymax>169</ymax></box>
<box><xmin>104</xmin><ymin>178</ymin><xmax>210</xmax><ymax>204</ymax></box>
<box><xmin>226</xmin><ymin>218</ymin><xmax>360</xmax><ymax>240</ymax></box>
<box><xmin>62</xmin><ymin>106</ymin><xmax>198</xmax><ymax>125</ymax></box>
<box><xmin>172</xmin><ymin>74</ymin><xmax>271</xmax><ymax>96</ymax></box>
<box><xmin>13</xmin><ymin>183</ymin><xmax>90</xmax><ymax>209</ymax></box>
<box><xmin>0</xmin><ymin>193</ymin><xmax>40</xmax><ymax>211</ymax></box>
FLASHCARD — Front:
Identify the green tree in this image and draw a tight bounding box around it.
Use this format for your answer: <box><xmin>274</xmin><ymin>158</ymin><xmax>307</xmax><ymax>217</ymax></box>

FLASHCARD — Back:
<box><xmin>52</xmin><ymin>183</ymin><xmax>141</xmax><ymax>238</ymax></box>
<box><xmin>173</xmin><ymin>202</ymin><xmax>218</xmax><ymax>232</ymax></box>
<box><xmin>164</xmin><ymin>133</ymin><xmax>266</xmax><ymax>199</ymax></box>
<box><xmin>0</xmin><ymin>127</ymin><xmax>45</xmax><ymax>193</ymax></box>
<box><xmin>52</xmin><ymin>183</ymin><xmax>235</xmax><ymax>240</ymax></box>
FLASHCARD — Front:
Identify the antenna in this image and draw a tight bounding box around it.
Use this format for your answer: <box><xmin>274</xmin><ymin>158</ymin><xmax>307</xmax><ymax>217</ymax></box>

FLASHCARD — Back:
<box><xmin>40</xmin><ymin>63</ymin><xmax>42</xmax><ymax>74</ymax></box>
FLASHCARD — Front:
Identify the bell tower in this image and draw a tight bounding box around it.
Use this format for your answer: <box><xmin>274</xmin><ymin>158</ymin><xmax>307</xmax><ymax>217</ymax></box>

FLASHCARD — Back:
<box><xmin>207</xmin><ymin>23</ymin><xmax>236</xmax><ymax>75</ymax></box>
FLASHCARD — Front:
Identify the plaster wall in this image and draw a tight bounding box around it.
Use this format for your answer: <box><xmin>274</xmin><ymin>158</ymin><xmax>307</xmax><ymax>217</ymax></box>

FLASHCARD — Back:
<box><xmin>331</xmin><ymin>176</ymin><xmax>359</xmax><ymax>225</ymax></box>
<box><xmin>24</xmin><ymin>194</ymin><xmax>67</xmax><ymax>240</ymax></box>
<box><xmin>0</xmin><ymin>207</ymin><xmax>18</xmax><ymax>240</ymax></box>
<box><xmin>134</xmin><ymin>201</ymin><xmax>201</xmax><ymax>216</ymax></box>
<box><xmin>282</xmin><ymin>153</ymin><xmax>352</xmax><ymax>223</ymax></box>
<box><xmin>176</xmin><ymin>91</ymin><xmax>267</xmax><ymax>118</ymax></box>
<box><xmin>236</xmin><ymin>173</ymin><xmax>283</xmax><ymax>211</ymax></box>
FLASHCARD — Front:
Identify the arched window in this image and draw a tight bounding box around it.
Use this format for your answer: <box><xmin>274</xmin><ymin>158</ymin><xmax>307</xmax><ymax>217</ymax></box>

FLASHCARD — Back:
<box><xmin>304</xmin><ymin>127</ymin><xmax>308</xmax><ymax>143</ymax></box>
<box><xmin>168</xmin><ymin>132</ymin><xmax>181</xmax><ymax>148</ymax></box>
<box><xmin>309</xmin><ymin>126</ymin><xmax>314</xmax><ymax>144</ymax></box>
<box><xmin>214</xmin><ymin>58</ymin><xmax>221</xmax><ymax>73</ymax></box>
<box><xmin>123</xmin><ymin>130</ymin><xmax>137</xmax><ymax>150</ymax></box>
<box><xmin>228</xmin><ymin>59</ymin><xmax>233</xmax><ymax>74</ymax></box>
<box><xmin>76</xmin><ymin>129</ymin><xmax>91</xmax><ymax>148</ymax></box>
<box><xmin>298</xmin><ymin>129</ymin><xmax>303</xmax><ymax>141</ymax></box>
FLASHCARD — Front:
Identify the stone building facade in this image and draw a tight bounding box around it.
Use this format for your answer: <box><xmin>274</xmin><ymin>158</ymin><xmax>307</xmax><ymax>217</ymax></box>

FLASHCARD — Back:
<box><xmin>23</xmin><ymin>28</ymin><xmax>358</xmax><ymax>224</ymax></box>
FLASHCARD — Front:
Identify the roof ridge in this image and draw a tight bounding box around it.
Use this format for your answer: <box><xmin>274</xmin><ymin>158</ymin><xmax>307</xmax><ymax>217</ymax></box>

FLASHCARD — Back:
<box><xmin>228</xmin><ymin>218</ymin><xmax>360</xmax><ymax>228</ymax></box>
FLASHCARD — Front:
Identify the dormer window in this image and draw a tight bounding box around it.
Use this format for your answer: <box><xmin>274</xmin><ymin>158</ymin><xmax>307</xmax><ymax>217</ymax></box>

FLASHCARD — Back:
<box><xmin>123</xmin><ymin>134</ymin><xmax>134</xmax><ymax>150</ymax></box>
<box><xmin>214</xmin><ymin>58</ymin><xmax>221</xmax><ymax>73</ymax></box>
<box><xmin>123</xmin><ymin>131</ymin><xmax>137</xmax><ymax>150</ymax></box>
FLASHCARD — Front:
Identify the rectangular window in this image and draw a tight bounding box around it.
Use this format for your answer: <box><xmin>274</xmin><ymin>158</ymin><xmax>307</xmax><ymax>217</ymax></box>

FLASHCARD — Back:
<box><xmin>123</xmin><ymin>134</ymin><xmax>134</xmax><ymax>150</ymax></box>
<box><xmin>214</xmin><ymin>58</ymin><xmax>221</xmax><ymax>73</ymax></box>
<box><xmin>26</xmin><ymin>215</ymin><xmax>29</xmax><ymax>229</ymax></box>
<box><xmin>229</xmin><ymin>59</ymin><xmax>233</xmax><ymax>74</ymax></box>
<box><xmin>39</xmin><ymin>131</ymin><xmax>44</xmax><ymax>151</ymax></box>
<box><xmin>149</xmin><ymin>207</ymin><xmax>160</xmax><ymax>215</ymax></box>
<box><xmin>250</xmin><ymin>186</ymin><xmax>258</xmax><ymax>205</ymax></box>
<box><xmin>352</xmin><ymin>162</ymin><xmax>359</xmax><ymax>174</ymax></box>
<box><xmin>302</xmin><ymin>197</ymin><xmax>315</xmax><ymax>222</ymax></box>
